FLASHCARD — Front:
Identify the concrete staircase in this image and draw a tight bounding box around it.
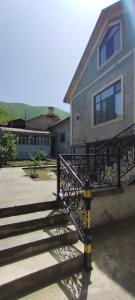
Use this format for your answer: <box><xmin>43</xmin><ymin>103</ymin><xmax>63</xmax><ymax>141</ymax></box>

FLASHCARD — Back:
<box><xmin>0</xmin><ymin>201</ymin><xmax>84</xmax><ymax>300</ymax></box>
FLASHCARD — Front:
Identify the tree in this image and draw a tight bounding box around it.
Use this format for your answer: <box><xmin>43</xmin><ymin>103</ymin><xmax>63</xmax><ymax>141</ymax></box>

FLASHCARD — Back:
<box><xmin>0</xmin><ymin>133</ymin><xmax>17</xmax><ymax>166</ymax></box>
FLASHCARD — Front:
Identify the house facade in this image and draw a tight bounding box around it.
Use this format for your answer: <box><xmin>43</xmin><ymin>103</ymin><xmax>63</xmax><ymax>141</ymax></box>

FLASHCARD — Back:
<box><xmin>51</xmin><ymin>117</ymin><xmax>70</xmax><ymax>154</ymax></box>
<box><xmin>64</xmin><ymin>1</ymin><xmax>135</xmax><ymax>147</ymax></box>
<box><xmin>26</xmin><ymin>107</ymin><xmax>60</xmax><ymax>131</ymax></box>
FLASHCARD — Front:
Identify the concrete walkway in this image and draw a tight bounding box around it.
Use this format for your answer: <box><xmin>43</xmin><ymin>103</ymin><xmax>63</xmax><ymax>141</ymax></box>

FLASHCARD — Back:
<box><xmin>0</xmin><ymin>167</ymin><xmax>56</xmax><ymax>208</ymax></box>
<box><xmin>0</xmin><ymin>167</ymin><xmax>135</xmax><ymax>300</ymax></box>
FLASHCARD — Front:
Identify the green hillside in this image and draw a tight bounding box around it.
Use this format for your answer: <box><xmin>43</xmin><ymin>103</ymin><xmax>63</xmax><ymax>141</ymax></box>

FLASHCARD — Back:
<box><xmin>0</xmin><ymin>102</ymin><xmax>69</xmax><ymax>125</ymax></box>
<box><xmin>0</xmin><ymin>108</ymin><xmax>16</xmax><ymax>125</ymax></box>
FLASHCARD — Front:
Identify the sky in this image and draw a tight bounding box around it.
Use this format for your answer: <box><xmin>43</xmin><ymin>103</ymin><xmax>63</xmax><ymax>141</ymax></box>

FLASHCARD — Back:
<box><xmin>0</xmin><ymin>0</ymin><xmax>118</xmax><ymax>112</ymax></box>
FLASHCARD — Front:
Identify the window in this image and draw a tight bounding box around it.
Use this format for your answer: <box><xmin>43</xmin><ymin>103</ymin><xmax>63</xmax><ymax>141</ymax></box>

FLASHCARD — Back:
<box><xmin>94</xmin><ymin>80</ymin><xmax>122</xmax><ymax>125</ymax></box>
<box><xmin>75</xmin><ymin>114</ymin><xmax>80</xmax><ymax>122</ymax></box>
<box><xmin>18</xmin><ymin>136</ymin><xmax>29</xmax><ymax>145</ymax></box>
<box><xmin>60</xmin><ymin>132</ymin><xmax>65</xmax><ymax>143</ymax></box>
<box><xmin>99</xmin><ymin>23</ymin><xmax>120</xmax><ymax>66</ymax></box>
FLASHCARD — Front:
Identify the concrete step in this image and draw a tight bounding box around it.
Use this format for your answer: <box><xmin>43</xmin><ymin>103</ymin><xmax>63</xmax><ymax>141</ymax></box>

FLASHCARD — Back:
<box><xmin>0</xmin><ymin>211</ymin><xmax>70</xmax><ymax>239</ymax></box>
<box><xmin>0</xmin><ymin>243</ymin><xmax>84</xmax><ymax>300</ymax></box>
<box><xmin>0</xmin><ymin>200</ymin><xmax>58</xmax><ymax>218</ymax></box>
<box><xmin>0</xmin><ymin>229</ymin><xmax>78</xmax><ymax>266</ymax></box>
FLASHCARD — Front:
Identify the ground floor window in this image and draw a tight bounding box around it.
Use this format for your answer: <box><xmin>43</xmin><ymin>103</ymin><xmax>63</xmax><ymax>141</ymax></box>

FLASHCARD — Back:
<box><xmin>94</xmin><ymin>79</ymin><xmax>122</xmax><ymax>125</ymax></box>
<box><xmin>60</xmin><ymin>132</ymin><xmax>65</xmax><ymax>143</ymax></box>
<box><xmin>18</xmin><ymin>135</ymin><xmax>50</xmax><ymax>145</ymax></box>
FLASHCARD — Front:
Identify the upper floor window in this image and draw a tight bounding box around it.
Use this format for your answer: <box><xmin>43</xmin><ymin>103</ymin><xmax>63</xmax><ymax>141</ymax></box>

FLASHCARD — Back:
<box><xmin>75</xmin><ymin>114</ymin><xmax>80</xmax><ymax>122</ymax></box>
<box><xmin>94</xmin><ymin>79</ymin><xmax>122</xmax><ymax>125</ymax></box>
<box><xmin>99</xmin><ymin>23</ymin><xmax>120</xmax><ymax>66</ymax></box>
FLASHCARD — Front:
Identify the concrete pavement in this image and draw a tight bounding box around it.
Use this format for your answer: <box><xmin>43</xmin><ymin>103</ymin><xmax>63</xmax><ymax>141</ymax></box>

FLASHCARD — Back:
<box><xmin>0</xmin><ymin>167</ymin><xmax>56</xmax><ymax>208</ymax></box>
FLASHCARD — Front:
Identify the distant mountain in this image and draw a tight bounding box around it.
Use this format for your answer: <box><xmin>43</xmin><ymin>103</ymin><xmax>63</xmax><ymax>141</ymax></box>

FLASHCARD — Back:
<box><xmin>0</xmin><ymin>108</ymin><xmax>15</xmax><ymax>125</ymax></box>
<box><xmin>0</xmin><ymin>102</ymin><xmax>69</xmax><ymax>125</ymax></box>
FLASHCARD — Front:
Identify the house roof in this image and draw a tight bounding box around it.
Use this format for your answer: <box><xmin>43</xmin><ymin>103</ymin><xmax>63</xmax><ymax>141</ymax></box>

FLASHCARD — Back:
<box><xmin>26</xmin><ymin>114</ymin><xmax>60</xmax><ymax>124</ymax></box>
<box><xmin>0</xmin><ymin>127</ymin><xmax>51</xmax><ymax>135</ymax></box>
<box><xmin>51</xmin><ymin>116</ymin><xmax>70</xmax><ymax>128</ymax></box>
<box><xmin>63</xmin><ymin>1</ymin><xmax>124</xmax><ymax>103</ymax></box>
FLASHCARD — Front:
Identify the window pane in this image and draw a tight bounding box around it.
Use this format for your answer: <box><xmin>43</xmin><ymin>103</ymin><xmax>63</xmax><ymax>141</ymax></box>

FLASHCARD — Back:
<box><xmin>60</xmin><ymin>132</ymin><xmax>65</xmax><ymax>143</ymax></box>
<box><xmin>95</xmin><ymin>94</ymin><xmax>100</xmax><ymax>104</ymax></box>
<box><xmin>115</xmin><ymin>92</ymin><xmax>122</xmax><ymax>118</ymax></box>
<box><xmin>95</xmin><ymin>103</ymin><xmax>100</xmax><ymax>124</ymax></box>
<box><xmin>107</xmin><ymin>24</ymin><xmax>120</xmax><ymax>40</ymax></box>
<box><xmin>115</xmin><ymin>80</ymin><xmax>121</xmax><ymax>93</ymax></box>
<box><xmin>99</xmin><ymin>24</ymin><xmax>120</xmax><ymax>65</ymax></box>
<box><xmin>94</xmin><ymin>80</ymin><xmax>122</xmax><ymax>125</ymax></box>
<box><xmin>101</xmin><ymin>100</ymin><xmax>107</xmax><ymax>122</ymax></box>
<box><xmin>107</xmin><ymin>95</ymin><xmax>115</xmax><ymax>120</ymax></box>
<box><xmin>114</xmin><ymin>29</ymin><xmax>120</xmax><ymax>51</ymax></box>
<box><xmin>101</xmin><ymin>86</ymin><xmax>113</xmax><ymax>100</ymax></box>
<box><xmin>100</xmin><ymin>45</ymin><xmax>106</xmax><ymax>65</ymax></box>
<box><xmin>106</xmin><ymin>37</ymin><xmax>114</xmax><ymax>59</ymax></box>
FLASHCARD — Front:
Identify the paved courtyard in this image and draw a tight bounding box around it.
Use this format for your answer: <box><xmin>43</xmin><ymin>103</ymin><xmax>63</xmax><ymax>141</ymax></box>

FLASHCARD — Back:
<box><xmin>0</xmin><ymin>167</ymin><xmax>135</xmax><ymax>299</ymax></box>
<box><xmin>0</xmin><ymin>167</ymin><xmax>56</xmax><ymax>208</ymax></box>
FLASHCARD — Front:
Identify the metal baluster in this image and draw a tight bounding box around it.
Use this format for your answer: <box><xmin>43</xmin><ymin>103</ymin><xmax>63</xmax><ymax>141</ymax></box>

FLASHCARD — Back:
<box><xmin>57</xmin><ymin>154</ymin><xmax>60</xmax><ymax>202</ymax></box>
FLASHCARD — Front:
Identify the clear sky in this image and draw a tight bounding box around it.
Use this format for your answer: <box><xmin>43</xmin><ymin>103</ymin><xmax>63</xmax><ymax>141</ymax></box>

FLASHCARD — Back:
<box><xmin>0</xmin><ymin>0</ymin><xmax>117</xmax><ymax>112</ymax></box>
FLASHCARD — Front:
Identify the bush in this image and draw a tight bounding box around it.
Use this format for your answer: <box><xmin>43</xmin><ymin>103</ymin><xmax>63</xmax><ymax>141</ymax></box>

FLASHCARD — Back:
<box><xmin>35</xmin><ymin>149</ymin><xmax>47</xmax><ymax>161</ymax></box>
<box><xmin>28</xmin><ymin>158</ymin><xmax>41</xmax><ymax>178</ymax></box>
<box><xmin>0</xmin><ymin>133</ymin><xmax>16</xmax><ymax>166</ymax></box>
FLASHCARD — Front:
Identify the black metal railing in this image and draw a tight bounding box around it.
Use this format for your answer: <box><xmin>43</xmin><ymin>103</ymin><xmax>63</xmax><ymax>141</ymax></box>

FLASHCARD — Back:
<box><xmin>57</xmin><ymin>154</ymin><xmax>92</xmax><ymax>270</ymax></box>
<box><xmin>71</xmin><ymin>123</ymin><xmax>135</xmax><ymax>181</ymax></box>
<box><xmin>59</xmin><ymin>153</ymin><xmax>120</xmax><ymax>189</ymax></box>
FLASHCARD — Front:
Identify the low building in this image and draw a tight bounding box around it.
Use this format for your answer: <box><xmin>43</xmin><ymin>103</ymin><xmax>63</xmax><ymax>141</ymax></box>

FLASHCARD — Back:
<box><xmin>0</xmin><ymin>127</ymin><xmax>52</xmax><ymax>160</ymax></box>
<box><xmin>0</xmin><ymin>107</ymin><xmax>70</xmax><ymax>159</ymax></box>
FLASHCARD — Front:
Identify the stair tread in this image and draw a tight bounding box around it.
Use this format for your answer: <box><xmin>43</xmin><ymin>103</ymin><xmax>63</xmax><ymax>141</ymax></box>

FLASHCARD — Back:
<box><xmin>0</xmin><ymin>242</ymin><xmax>83</xmax><ymax>286</ymax></box>
<box><xmin>0</xmin><ymin>225</ymin><xmax>76</xmax><ymax>251</ymax></box>
<box><xmin>0</xmin><ymin>201</ymin><xmax>58</xmax><ymax>218</ymax></box>
<box><xmin>0</xmin><ymin>209</ymin><xmax>65</xmax><ymax>226</ymax></box>
<box><xmin>21</xmin><ymin>282</ymin><xmax>69</xmax><ymax>300</ymax></box>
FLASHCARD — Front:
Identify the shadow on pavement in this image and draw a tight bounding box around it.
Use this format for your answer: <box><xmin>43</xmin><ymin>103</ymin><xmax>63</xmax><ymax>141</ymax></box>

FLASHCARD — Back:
<box><xmin>92</xmin><ymin>217</ymin><xmax>135</xmax><ymax>298</ymax></box>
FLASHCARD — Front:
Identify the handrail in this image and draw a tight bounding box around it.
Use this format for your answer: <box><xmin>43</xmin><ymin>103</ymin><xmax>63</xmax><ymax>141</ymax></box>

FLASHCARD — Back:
<box><xmin>59</xmin><ymin>154</ymin><xmax>85</xmax><ymax>188</ymax></box>
<box><xmin>57</xmin><ymin>153</ymin><xmax>92</xmax><ymax>271</ymax></box>
<box><xmin>97</xmin><ymin>123</ymin><xmax>135</xmax><ymax>151</ymax></box>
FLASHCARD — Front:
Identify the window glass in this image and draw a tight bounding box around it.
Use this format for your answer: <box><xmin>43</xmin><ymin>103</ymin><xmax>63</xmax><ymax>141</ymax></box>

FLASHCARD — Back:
<box><xmin>95</xmin><ymin>102</ymin><xmax>100</xmax><ymax>124</ymax></box>
<box><xmin>101</xmin><ymin>100</ymin><xmax>107</xmax><ymax>122</ymax></box>
<box><xmin>75</xmin><ymin>114</ymin><xmax>80</xmax><ymax>122</ymax></box>
<box><xmin>94</xmin><ymin>80</ymin><xmax>121</xmax><ymax>125</ymax></box>
<box><xmin>115</xmin><ymin>92</ymin><xmax>122</xmax><ymax>118</ymax></box>
<box><xmin>60</xmin><ymin>132</ymin><xmax>65</xmax><ymax>143</ymax></box>
<box><xmin>101</xmin><ymin>86</ymin><xmax>113</xmax><ymax>100</ymax></box>
<box><xmin>99</xmin><ymin>23</ymin><xmax>120</xmax><ymax>65</ymax></box>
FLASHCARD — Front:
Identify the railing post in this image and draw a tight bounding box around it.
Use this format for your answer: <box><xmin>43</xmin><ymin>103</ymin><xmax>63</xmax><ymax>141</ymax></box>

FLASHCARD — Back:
<box><xmin>83</xmin><ymin>180</ymin><xmax>92</xmax><ymax>271</ymax></box>
<box><xmin>117</xmin><ymin>145</ymin><xmax>121</xmax><ymax>188</ymax></box>
<box><xmin>57</xmin><ymin>154</ymin><xmax>60</xmax><ymax>202</ymax></box>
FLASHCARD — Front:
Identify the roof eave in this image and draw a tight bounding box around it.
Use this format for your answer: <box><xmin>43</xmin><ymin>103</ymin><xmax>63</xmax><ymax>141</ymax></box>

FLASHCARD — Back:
<box><xmin>63</xmin><ymin>1</ymin><xmax>123</xmax><ymax>103</ymax></box>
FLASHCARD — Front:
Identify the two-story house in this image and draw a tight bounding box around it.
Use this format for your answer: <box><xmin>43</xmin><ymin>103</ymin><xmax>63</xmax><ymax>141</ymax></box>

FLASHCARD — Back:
<box><xmin>64</xmin><ymin>1</ymin><xmax>135</xmax><ymax>149</ymax></box>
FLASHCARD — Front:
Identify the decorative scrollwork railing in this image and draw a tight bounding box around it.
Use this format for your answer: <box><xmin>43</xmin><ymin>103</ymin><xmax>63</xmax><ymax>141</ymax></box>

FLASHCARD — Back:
<box><xmin>57</xmin><ymin>154</ymin><xmax>85</xmax><ymax>242</ymax></box>
<box><xmin>57</xmin><ymin>154</ymin><xmax>92</xmax><ymax>270</ymax></box>
<box><xmin>71</xmin><ymin>123</ymin><xmax>135</xmax><ymax>183</ymax></box>
<box><xmin>59</xmin><ymin>154</ymin><xmax>120</xmax><ymax>189</ymax></box>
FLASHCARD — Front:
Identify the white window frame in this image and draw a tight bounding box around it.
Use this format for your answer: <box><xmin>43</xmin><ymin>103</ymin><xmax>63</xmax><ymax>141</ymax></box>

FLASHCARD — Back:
<box><xmin>92</xmin><ymin>75</ymin><xmax>124</xmax><ymax>127</ymax></box>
